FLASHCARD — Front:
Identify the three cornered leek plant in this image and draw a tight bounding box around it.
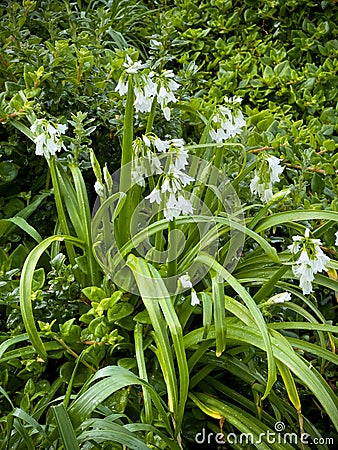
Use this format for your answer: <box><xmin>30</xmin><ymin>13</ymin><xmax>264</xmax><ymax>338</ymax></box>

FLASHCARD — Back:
<box><xmin>7</xmin><ymin>50</ymin><xmax>338</xmax><ymax>448</ymax></box>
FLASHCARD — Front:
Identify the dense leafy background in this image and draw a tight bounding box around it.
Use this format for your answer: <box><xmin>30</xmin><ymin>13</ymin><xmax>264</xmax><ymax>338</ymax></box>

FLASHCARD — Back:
<box><xmin>0</xmin><ymin>0</ymin><xmax>338</xmax><ymax>448</ymax></box>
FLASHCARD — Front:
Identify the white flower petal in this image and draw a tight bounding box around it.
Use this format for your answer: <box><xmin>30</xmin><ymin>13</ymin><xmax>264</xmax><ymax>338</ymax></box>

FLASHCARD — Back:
<box><xmin>270</xmin><ymin>292</ymin><xmax>292</xmax><ymax>303</ymax></box>
<box><xmin>145</xmin><ymin>187</ymin><xmax>161</xmax><ymax>205</ymax></box>
<box><xmin>176</xmin><ymin>195</ymin><xmax>194</xmax><ymax>215</ymax></box>
<box><xmin>94</xmin><ymin>181</ymin><xmax>104</xmax><ymax>196</ymax></box>
<box><xmin>179</xmin><ymin>274</ymin><xmax>192</xmax><ymax>289</ymax></box>
<box><xmin>190</xmin><ymin>290</ymin><xmax>200</xmax><ymax>306</ymax></box>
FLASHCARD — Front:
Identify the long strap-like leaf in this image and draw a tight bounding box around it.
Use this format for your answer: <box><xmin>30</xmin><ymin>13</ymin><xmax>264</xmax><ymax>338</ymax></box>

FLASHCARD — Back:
<box><xmin>20</xmin><ymin>235</ymin><xmax>85</xmax><ymax>360</ymax></box>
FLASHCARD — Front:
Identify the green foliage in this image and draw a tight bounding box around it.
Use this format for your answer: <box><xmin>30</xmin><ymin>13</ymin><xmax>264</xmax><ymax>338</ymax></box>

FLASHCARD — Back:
<box><xmin>1</xmin><ymin>0</ymin><xmax>338</xmax><ymax>449</ymax></box>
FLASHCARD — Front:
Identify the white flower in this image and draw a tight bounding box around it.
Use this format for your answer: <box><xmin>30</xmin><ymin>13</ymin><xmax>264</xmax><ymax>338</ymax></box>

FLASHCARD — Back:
<box><xmin>289</xmin><ymin>231</ymin><xmax>330</xmax><ymax>295</ymax></box>
<box><xmin>209</xmin><ymin>102</ymin><xmax>246</xmax><ymax>144</ymax></box>
<box><xmin>156</xmin><ymin>78</ymin><xmax>179</xmax><ymax>121</ymax></box>
<box><xmin>163</xmin><ymin>193</ymin><xmax>180</xmax><ymax>221</ymax></box>
<box><xmin>335</xmin><ymin>230</ymin><xmax>338</xmax><ymax>246</ymax></box>
<box><xmin>115</xmin><ymin>78</ymin><xmax>128</xmax><ymax>96</ymax></box>
<box><xmin>154</xmin><ymin>138</ymin><xmax>170</xmax><ymax>153</ymax></box>
<box><xmin>267</xmin><ymin>155</ymin><xmax>284</xmax><ymax>183</ymax></box>
<box><xmin>142</xmin><ymin>135</ymin><xmax>151</xmax><ymax>147</ymax></box>
<box><xmin>132</xmin><ymin>161</ymin><xmax>146</xmax><ymax>187</ymax></box>
<box><xmin>123</xmin><ymin>55</ymin><xmax>146</xmax><ymax>74</ymax></box>
<box><xmin>179</xmin><ymin>274</ymin><xmax>192</xmax><ymax>289</ymax></box>
<box><xmin>160</xmin><ymin>167</ymin><xmax>194</xmax><ymax>195</ymax></box>
<box><xmin>134</xmin><ymin>87</ymin><xmax>152</xmax><ymax>113</ymax></box>
<box><xmin>171</xmin><ymin>167</ymin><xmax>194</xmax><ymax>188</ymax></box>
<box><xmin>190</xmin><ymin>289</ymin><xmax>200</xmax><ymax>306</ymax></box>
<box><xmin>174</xmin><ymin>150</ymin><xmax>189</xmax><ymax>170</ymax></box>
<box><xmin>176</xmin><ymin>195</ymin><xmax>194</xmax><ymax>215</ymax></box>
<box><xmin>145</xmin><ymin>187</ymin><xmax>161</xmax><ymax>205</ymax></box>
<box><xmin>224</xmin><ymin>95</ymin><xmax>242</xmax><ymax>104</ymax></box>
<box><xmin>161</xmin><ymin>177</ymin><xmax>172</xmax><ymax>194</ymax></box>
<box><xmin>250</xmin><ymin>155</ymin><xmax>284</xmax><ymax>203</ymax></box>
<box><xmin>170</xmin><ymin>139</ymin><xmax>188</xmax><ymax>170</ymax></box>
<box><xmin>94</xmin><ymin>181</ymin><xmax>104</xmax><ymax>197</ymax></box>
<box><xmin>162</xmin><ymin>107</ymin><xmax>171</xmax><ymax>121</ymax></box>
<box><xmin>171</xmin><ymin>138</ymin><xmax>185</xmax><ymax>150</ymax></box>
<box><xmin>115</xmin><ymin>57</ymin><xmax>181</xmax><ymax>121</ymax></box>
<box><xmin>30</xmin><ymin>119</ymin><xmax>67</xmax><ymax>159</ymax></box>
<box><xmin>287</xmin><ymin>235</ymin><xmax>303</xmax><ymax>254</ymax></box>
<box><xmin>143</xmin><ymin>76</ymin><xmax>158</xmax><ymax>98</ymax></box>
<box><xmin>162</xmin><ymin>191</ymin><xmax>194</xmax><ymax>221</ymax></box>
<box><xmin>148</xmin><ymin>153</ymin><xmax>163</xmax><ymax>175</ymax></box>
<box><xmin>250</xmin><ymin>175</ymin><xmax>273</xmax><ymax>202</ymax></box>
<box><xmin>269</xmin><ymin>292</ymin><xmax>292</xmax><ymax>304</ymax></box>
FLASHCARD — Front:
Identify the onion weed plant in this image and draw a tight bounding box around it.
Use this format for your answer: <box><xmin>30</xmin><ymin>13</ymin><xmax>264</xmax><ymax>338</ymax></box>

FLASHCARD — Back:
<box><xmin>0</xmin><ymin>2</ymin><xmax>338</xmax><ymax>449</ymax></box>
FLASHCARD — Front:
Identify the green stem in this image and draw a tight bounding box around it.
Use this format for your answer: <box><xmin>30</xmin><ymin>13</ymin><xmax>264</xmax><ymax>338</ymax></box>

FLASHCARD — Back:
<box><xmin>203</xmin><ymin>145</ymin><xmax>223</xmax><ymax>208</ymax></box>
<box><xmin>118</xmin><ymin>75</ymin><xmax>134</xmax><ymax>246</ymax></box>
<box><xmin>134</xmin><ymin>323</ymin><xmax>153</xmax><ymax>426</ymax></box>
<box><xmin>69</xmin><ymin>163</ymin><xmax>101</xmax><ymax>286</ymax></box>
<box><xmin>48</xmin><ymin>158</ymin><xmax>81</xmax><ymax>282</ymax></box>
<box><xmin>167</xmin><ymin>219</ymin><xmax>177</xmax><ymax>277</ymax></box>
<box><xmin>120</xmin><ymin>75</ymin><xmax>134</xmax><ymax>188</ymax></box>
<box><xmin>146</xmin><ymin>96</ymin><xmax>157</xmax><ymax>134</ymax></box>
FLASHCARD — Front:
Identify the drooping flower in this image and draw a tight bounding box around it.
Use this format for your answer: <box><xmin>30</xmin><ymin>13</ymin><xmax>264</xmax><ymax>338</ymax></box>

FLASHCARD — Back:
<box><xmin>288</xmin><ymin>228</ymin><xmax>330</xmax><ymax>295</ymax></box>
<box><xmin>123</xmin><ymin>55</ymin><xmax>146</xmax><ymax>74</ymax></box>
<box><xmin>250</xmin><ymin>154</ymin><xmax>284</xmax><ymax>202</ymax></box>
<box><xmin>115</xmin><ymin>78</ymin><xmax>128</xmax><ymax>96</ymax></box>
<box><xmin>145</xmin><ymin>187</ymin><xmax>161</xmax><ymax>205</ymax></box>
<box><xmin>154</xmin><ymin>138</ymin><xmax>170</xmax><ymax>153</ymax></box>
<box><xmin>134</xmin><ymin>86</ymin><xmax>153</xmax><ymax>113</ymax></box>
<box><xmin>133</xmin><ymin>134</ymin><xmax>194</xmax><ymax>221</ymax></box>
<box><xmin>178</xmin><ymin>274</ymin><xmax>193</xmax><ymax>289</ymax></box>
<box><xmin>267</xmin><ymin>155</ymin><xmax>284</xmax><ymax>183</ymax></box>
<box><xmin>190</xmin><ymin>289</ymin><xmax>200</xmax><ymax>306</ymax></box>
<box><xmin>269</xmin><ymin>292</ymin><xmax>292</xmax><ymax>304</ymax></box>
<box><xmin>30</xmin><ymin>119</ymin><xmax>67</xmax><ymax>159</ymax></box>
<box><xmin>249</xmin><ymin>175</ymin><xmax>273</xmax><ymax>203</ymax></box>
<box><xmin>178</xmin><ymin>274</ymin><xmax>199</xmax><ymax>306</ymax></box>
<box><xmin>131</xmin><ymin>160</ymin><xmax>146</xmax><ymax>187</ymax></box>
<box><xmin>176</xmin><ymin>194</ymin><xmax>194</xmax><ymax>215</ymax></box>
<box><xmin>115</xmin><ymin>55</ymin><xmax>180</xmax><ymax>121</ymax></box>
<box><xmin>94</xmin><ymin>180</ymin><xmax>105</xmax><ymax>197</ymax></box>
<box><xmin>164</xmin><ymin>193</ymin><xmax>181</xmax><ymax>220</ymax></box>
<box><xmin>209</xmin><ymin>98</ymin><xmax>246</xmax><ymax>144</ymax></box>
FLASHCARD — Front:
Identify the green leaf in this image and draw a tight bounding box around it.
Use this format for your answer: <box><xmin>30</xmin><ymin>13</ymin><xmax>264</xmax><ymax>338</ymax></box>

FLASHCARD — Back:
<box><xmin>211</xmin><ymin>270</ymin><xmax>226</xmax><ymax>356</ymax></box>
<box><xmin>52</xmin><ymin>404</ymin><xmax>80</xmax><ymax>450</ymax></box>
<box><xmin>196</xmin><ymin>253</ymin><xmax>277</xmax><ymax>400</ymax></box>
<box><xmin>68</xmin><ymin>365</ymin><xmax>171</xmax><ymax>433</ymax></box>
<box><xmin>126</xmin><ymin>255</ymin><xmax>189</xmax><ymax>434</ymax></box>
<box><xmin>82</xmin><ymin>286</ymin><xmax>106</xmax><ymax>302</ymax></box>
<box><xmin>20</xmin><ymin>235</ymin><xmax>85</xmax><ymax>360</ymax></box>
<box><xmin>107</xmin><ymin>303</ymin><xmax>134</xmax><ymax>322</ymax></box>
<box><xmin>0</xmin><ymin>161</ymin><xmax>18</xmax><ymax>182</ymax></box>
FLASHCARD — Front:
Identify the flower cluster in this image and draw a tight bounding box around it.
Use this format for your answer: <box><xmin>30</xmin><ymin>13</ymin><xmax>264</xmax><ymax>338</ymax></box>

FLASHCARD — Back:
<box><xmin>250</xmin><ymin>155</ymin><xmax>284</xmax><ymax>202</ymax></box>
<box><xmin>156</xmin><ymin>167</ymin><xmax>194</xmax><ymax>221</ymax></box>
<box><xmin>131</xmin><ymin>135</ymin><xmax>194</xmax><ymax>221</ymax></box>
<box><xmin>288</xmin><ymin>228</ymin><xmax>330</xmax><ymax>295</ymax></box>
<box><xmin>30</xmin><ymin>119</ymin><xmax>67</xmax><ymax>159</ymax></box>
<box><xmin>115</xmin><ymin>55</ymin><xmax>180</xmax><ymax>120</ymax></box>
<box><xmin>209</xmin><ymin>96</ymin><xmax>246</xmax><ymax>144</ymax></box>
